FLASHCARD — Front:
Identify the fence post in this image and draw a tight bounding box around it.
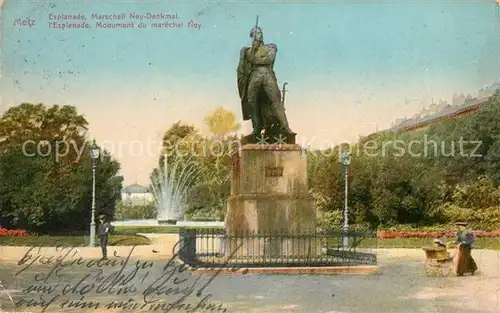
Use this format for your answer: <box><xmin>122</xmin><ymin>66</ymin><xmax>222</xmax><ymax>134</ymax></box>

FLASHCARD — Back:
<box><xmin>179</xmin><ymin>228</ymin><xmax>197</xmax><ymax>263</ymax></box>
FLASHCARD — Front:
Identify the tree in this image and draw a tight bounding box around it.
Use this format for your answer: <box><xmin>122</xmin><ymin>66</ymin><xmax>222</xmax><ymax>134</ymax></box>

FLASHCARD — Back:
<box><xmin>192</xmin><ymin>135</ymin><xmax>234</xmax><ymax>219</ymax></box>
<box><xmin>308</xmin><ymin>90</ymin><xmax>500</xmax><ymax>229</ymax></box>
<box><xmin>154</xmin><ymin>120</ymin><xmax>238</xmax><ymax>221</ymax></box>
<box><xmin>0</xmin><ymin>103</ymin><xmax>123</xmax><ymax>233</ymax></box>
<box><xmin>203</xmin><ymin>107</ymin><xmax>240</xmax><ymax>138</ymax></box>
<box><xmin>0</xmin><ymin>103</ymin><xmax>88</xmax><ymax>159</ymax></box>
<box><xmin>162</xmin><ymin>121</ymin><xmax>197</xmax><ymax>148</ymax></box>
<box><xmin>158</xmin><ymin>121</ymin><xmax>198</xmax><ymax>167</ymax></box>
<box><xmin>114</xmin><ymin>201</ymin><xmax>157</xmax><ymax>220</ymax></box>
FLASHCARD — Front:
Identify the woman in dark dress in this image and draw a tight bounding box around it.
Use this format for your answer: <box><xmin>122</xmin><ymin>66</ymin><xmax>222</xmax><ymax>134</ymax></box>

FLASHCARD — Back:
<box><xmin>454</xmin><ymin>221</ymin><xmax>478</xmax><ymax>276</ymax></box>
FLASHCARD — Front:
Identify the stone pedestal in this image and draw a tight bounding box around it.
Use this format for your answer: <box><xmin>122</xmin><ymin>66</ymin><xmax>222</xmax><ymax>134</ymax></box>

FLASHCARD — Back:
<box><xmin>224</xmin><ymin>144</ymin><xmax>317</xmax><ymax>258</ymax></box>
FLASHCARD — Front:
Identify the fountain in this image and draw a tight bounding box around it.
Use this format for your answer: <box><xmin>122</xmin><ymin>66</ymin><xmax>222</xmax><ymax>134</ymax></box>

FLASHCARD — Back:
<box><xmin>150</xmin><ymin>154</ymin><xmax>199</xmax><ymax>225</ymax></box>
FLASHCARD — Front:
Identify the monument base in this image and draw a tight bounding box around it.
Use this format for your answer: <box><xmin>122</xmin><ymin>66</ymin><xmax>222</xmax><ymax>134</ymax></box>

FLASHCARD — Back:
<box><xmin>224</xmin><ymin>194</ymin><xmax>318</xmax><ymax>258</ymax></box>
<box><xmin>225</xmin><ymin>143</ymin><xmax>317</xmax><ymax>258</ymax></box>
<box><xmin>225</xmin><ymin>194</ymin><xmax>315</xmax><ymax>234</ymax></box>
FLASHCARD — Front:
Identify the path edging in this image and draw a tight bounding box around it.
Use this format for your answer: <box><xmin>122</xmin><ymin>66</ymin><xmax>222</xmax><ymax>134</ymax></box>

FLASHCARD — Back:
<box><xmin>173</xmin><ymin>257</ymin><xmax>379</xmax><ymax>275</ymax></box>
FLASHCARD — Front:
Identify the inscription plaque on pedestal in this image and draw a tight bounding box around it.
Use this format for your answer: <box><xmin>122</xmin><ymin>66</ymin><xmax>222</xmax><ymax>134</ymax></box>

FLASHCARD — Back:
<box><xmin>265</xmin><ymin>166</ymin><xmax>283</xmax><ymax>177</ymax></box>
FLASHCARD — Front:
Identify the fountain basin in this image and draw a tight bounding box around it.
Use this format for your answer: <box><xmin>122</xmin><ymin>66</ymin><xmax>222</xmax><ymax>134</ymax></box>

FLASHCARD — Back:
<box><xmin>158</xmin><ymin>219</ymin><xmax>177</xmax><ymax>225</ymax></box>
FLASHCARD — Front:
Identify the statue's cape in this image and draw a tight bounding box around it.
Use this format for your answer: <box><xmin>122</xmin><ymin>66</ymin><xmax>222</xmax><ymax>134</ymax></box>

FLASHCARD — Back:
<box><xmin>237</xmin><ymin>47</ymin><xmax>273</xmax><ymax>122</ymax></box>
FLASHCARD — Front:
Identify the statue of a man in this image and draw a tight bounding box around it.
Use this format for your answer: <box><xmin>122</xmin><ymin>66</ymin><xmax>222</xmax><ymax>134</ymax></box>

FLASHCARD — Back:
<box><xmin>237</xmin><ymin>22</ymin><xmax>295</xmax><ymax>142</ymax></box>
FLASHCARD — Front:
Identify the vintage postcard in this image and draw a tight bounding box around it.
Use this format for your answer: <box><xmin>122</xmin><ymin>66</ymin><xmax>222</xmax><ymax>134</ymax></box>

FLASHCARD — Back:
<box><xmin>1</xmin><ymin>0</ymin><xmax>500</xmax><ymax>312</ymax></box>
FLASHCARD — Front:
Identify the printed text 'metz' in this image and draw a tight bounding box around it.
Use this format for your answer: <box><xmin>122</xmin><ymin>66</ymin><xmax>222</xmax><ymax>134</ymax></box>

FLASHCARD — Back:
<box><xmin>13</xmin><ymin>18</ymin><xmax>35</xmax><ymax>27</ymax></box>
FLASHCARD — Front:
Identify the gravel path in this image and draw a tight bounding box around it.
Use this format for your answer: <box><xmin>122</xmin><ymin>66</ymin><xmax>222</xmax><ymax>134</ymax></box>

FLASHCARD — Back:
<box><xmin>0</xmin><ymin>248</ymin><xmax>498</xmax><ymax>313</ymax></box>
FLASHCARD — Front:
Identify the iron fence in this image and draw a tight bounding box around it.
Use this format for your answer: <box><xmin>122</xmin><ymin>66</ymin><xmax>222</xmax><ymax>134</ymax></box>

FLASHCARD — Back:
<box><xmin>178</xmin><ymin>228</ymin><xmax>377</xmax><ymax>268</ymax></box>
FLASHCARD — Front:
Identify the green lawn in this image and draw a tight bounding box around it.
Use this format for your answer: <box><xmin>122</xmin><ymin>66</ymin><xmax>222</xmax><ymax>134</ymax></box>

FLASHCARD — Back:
<box><xmin>2</xmin><ymin>227</ymin><xmax>499</xmax><ymax>250</ymax></box>
<box><xmin>376</xmin><ymin>237</ymin><xmax>500</xmax><ymax>250</ymax></box>
<box><xmin>114</xmin><ymin>226</ymin><xmax>500</xmax><ymax>250</ymax></box>
<box><xmin>0</xmin><ymin>234</ymin><xmax>150</xmax><ymax>247</ymax></box>
<box><xmin>326</xmin><ymin>237</ymin><xmax>500</xmax><ymax>250</ymax></box>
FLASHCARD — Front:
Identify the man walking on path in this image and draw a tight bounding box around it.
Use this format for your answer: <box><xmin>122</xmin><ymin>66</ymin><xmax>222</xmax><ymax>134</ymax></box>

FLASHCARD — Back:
<box><xmin>98</xmin><ymin>214</ymin><xmax>112</xmax><ymax>260</ymax></box>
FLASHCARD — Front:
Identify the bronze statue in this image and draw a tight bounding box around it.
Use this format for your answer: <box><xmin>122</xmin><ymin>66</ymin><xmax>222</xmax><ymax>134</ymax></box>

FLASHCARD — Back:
<box><xmin>237</xmin><ymin>16</ymin><xmax>296</xmax><ymax>144</ymax></box>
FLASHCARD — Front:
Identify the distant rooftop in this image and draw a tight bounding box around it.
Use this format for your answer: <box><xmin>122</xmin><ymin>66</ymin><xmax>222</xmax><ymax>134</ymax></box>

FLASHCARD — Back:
<box><xmin>122</xmin><ymin>184</ymin><xmax>150</xmax><ymax>194</ymax></box>
<box><xmin>390</xmin><ymin>96</ymin><xmax>490</xmax><ymax>132</ymax></box>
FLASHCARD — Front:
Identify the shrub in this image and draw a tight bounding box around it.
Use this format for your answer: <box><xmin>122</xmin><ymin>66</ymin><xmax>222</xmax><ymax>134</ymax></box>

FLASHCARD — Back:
<box><xmin>114</xmin><ymin>202</ymin><xmax>157</xmax><ymax>220</ymax></box>
<box><xmin>451</xmin><ymin>177</ymin><xmax>500</xmax><ymax>209</ymax></box>
<box><xmin>316</xmin><ymin>210</ymin><xmax>342</xmax><ymax>231</ymax></box>
<box><xmin>185</xmin><ymin>206</ymin><xmax>221</xmax><ymax>221</ymax></box>
<box><xmin>430</xmin><ymin>204</ymin><xmax>500</xmax><ymax>231</ymax></box>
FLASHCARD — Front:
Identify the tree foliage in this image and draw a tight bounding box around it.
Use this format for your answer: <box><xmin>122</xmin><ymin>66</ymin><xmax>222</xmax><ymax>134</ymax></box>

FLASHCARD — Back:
<box><xmin>0</xmin><ymin>103</ymin><xmax>123</xmax><ymax>233</ymax></box>
<box><xmin>154</xmin><ymin>116</ymin><xmax>237</xmax><ymax>221</ymax></box>
<box><xmin>203</xmin><ymin>107</ymin><xmax>240</xmax><ymax>138</ymax></box>
<box><xmin>311</xmin><ymin>91</ymin><xmax>500</xmax><ymax>229</ymax></box>
<box><xmin>114</xmin><ymin>201</ymin><xmax>157</xmax><ymax>220</ymax></box>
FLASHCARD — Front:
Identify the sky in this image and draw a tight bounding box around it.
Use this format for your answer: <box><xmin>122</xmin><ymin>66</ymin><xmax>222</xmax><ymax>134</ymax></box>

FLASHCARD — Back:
<box><xmin>1</xmin><ymin>0</ymin><xmax>500</xmax><ymax>186</ymax></box>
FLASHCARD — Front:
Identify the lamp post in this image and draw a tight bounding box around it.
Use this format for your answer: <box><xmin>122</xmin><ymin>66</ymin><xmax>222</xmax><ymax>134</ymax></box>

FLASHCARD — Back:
<box><xmin>340</xmin><ymin>152</ymin><xmax>351</xmax><ymax>249</ymax></box>
<box><xmin>89</xmin><ymin>140</ymin><xmax>100</xmax><ymax>247</ymax></box>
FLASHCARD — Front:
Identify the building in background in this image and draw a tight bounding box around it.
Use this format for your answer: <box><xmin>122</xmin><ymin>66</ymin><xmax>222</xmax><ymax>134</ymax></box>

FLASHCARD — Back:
<box><xmin>121</xmin><ymin>183</ymin><xmax>154</xmax><ymax>206</ymax></box>
<box><xmin>388</xmin><ymin>81</ymin><xmax>499</xmax><ymax>133</ymax></box>
<box><xmin>391</xmin><ymin>96</ymin><xmax>491</xmax><ymax>133</ymax></box>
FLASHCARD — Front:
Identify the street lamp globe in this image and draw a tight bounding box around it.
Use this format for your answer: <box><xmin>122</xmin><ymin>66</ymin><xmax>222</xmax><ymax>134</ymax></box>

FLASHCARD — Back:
<box><xmin>90</xmin><ymin>140</ymin><xmax>100</xmax><ymax>160</ymax></box>
<box><xmin>340</xmin><ymin>152</ymin><xmax>351</xmax><ymax>166</ymax></box>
